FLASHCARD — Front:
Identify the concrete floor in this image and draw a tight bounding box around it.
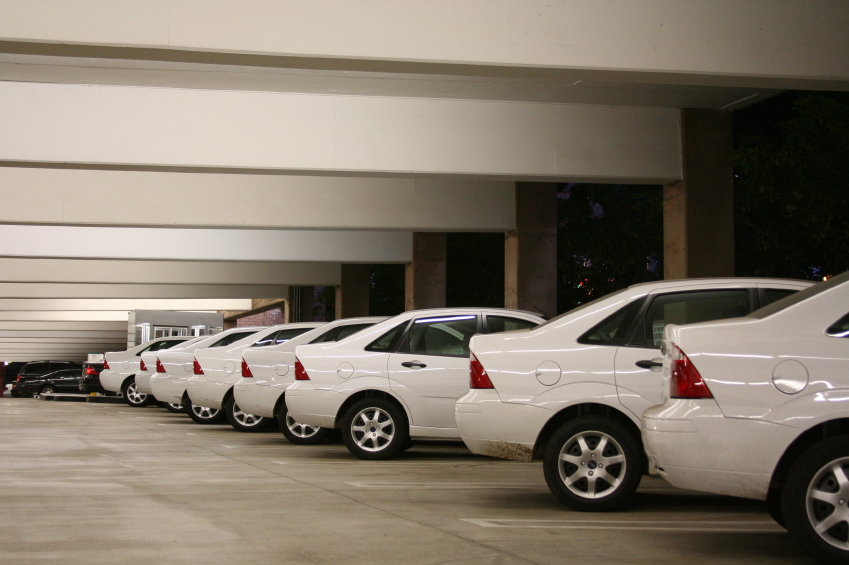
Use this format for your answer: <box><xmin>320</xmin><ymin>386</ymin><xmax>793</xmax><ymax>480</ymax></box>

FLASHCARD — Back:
<box><xmin>0</xmin><ymin>398</ymin><xmax>815</xmax><ymax>565</ymax></box>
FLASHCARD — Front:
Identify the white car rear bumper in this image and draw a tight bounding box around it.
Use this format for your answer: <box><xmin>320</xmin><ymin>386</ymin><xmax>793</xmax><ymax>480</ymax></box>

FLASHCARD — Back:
<box><xmin>455</xmin><ymin>389</ymin><xmax>553</xmax><ymax>462</ymax></box>
<box><xmin>135</xmin><ymin>371</ymin><xmax>154</xmax><ymax>395</ymax></box>
<box><xmin>641</xmin><ymin>399</ymin><xmax>798</xmax><ymax>500</ymax></box>
<box><xmin>99</xmin><ymin>369</ymin><xmax>127</xmax><ymax>393</ymax></box>
<box><xmin>285</xmin><ymin>382</ymin><xmax>340</xmax><ymax>428</ymax></box>
<box><xmin>149</xmin><ymin>374</ymin><xmax>187</xmax><ymax>405</ymax></box>
<box><xmin>186</xmin><ymin>377</ymin><xmax>230</xmax><ymax>409</ymax></box>
<box><xmin>233</xmin><ymin>381</ymin><xmax>281</xmax><ymax>419</ymax></box>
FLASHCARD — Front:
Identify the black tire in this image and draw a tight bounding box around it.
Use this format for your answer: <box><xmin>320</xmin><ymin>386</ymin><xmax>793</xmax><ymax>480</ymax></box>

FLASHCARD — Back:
<box><xmin>39</xmin><ymin>386</ymin><xmax>56</xmax><ymax>397</ymax></box>
<box><xmin>187</xmin><ymin>400</ymin><xmax>226</xmax><ymax>424</ymax></box>
<box><xmin>782</xmin><ymin>436</ymin><xmax>849</xmax><ymax>565</ymax></box>
<box><xmin>122</xmin><ymin>378</ymin><xmax>153</xmax><ymax>407</ymax></box>
<box><xmin>10</xmin><ymin>390</ymin><xmax>20</xmax><ymax>398</ymax></box>
<box><xmin>162</xmin><ymin>401</ymin><xmax>186</xmax><ymax>414</ymax></box>
<box><xmin>341</xmin><ymin>397</ymin><xmax>408</xmax><ymax>460</ymax></box>
<box><xmin>765</xmin><ymin>491</ymin><xmax>786</xmax><ymax>528</ymax></box>
<box><xmin>225</xmin><ymin>396</ymin><xmax>270</xmax><ymax>432</ymax></box>
<box><xmin>543</xmin><ymin>415</ymin><xmax>643</xmax><ymax>512</ymax></box>
<box><xmin>278</xmin><ymin>405</ymin><xmax>330</xmax><ymax>445</ymax></box>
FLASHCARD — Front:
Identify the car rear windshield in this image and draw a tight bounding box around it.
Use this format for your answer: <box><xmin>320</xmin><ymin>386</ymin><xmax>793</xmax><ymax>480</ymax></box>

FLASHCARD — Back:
<box><xmin>748</xmin><ymin>271</ymin><xmax>849</xmax><ymax>319</ymax></box>
<box><xmin>532</xmin><ymin>288</ymin><xmax>630</xmax><ymax>331</ymax></box>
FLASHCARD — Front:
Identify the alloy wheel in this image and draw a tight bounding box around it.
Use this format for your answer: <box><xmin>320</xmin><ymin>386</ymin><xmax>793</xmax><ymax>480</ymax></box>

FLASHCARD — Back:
<box><xmin>286</xmin><ymin>414</ymin><xmax>320</xmax><ymax>439</ymax></box>
<box><xmin>231</xmin><ymin>403</ymin><xmax>264</xmax><ymax>427</ymax></box>
<box><xmin>557</xmin><ymin>430</ymin><xmax>627</xmax><ymax>499</ymax></box>
<box><xmin>192</xmin><ymin>405</ymin><xmax>220</xmax><ymax>419</ymax></box>
<box><xmin>350</xmin><ymin>407</ymin><xmax>395</xmax><ymax>452</ymax></box>
<box><xmin>806</xmin><ymin>456</ymin><xmax>849</xmax><ymax>550</ymax></box>
<box><xmin>126</xmin><ymin>382</ymin><xmax>147</xmax><ymax>405</ymax></box>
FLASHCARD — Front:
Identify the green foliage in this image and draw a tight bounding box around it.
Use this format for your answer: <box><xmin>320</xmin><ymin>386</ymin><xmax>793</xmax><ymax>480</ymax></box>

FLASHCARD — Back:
<box><xmin>557</xmin><ymin>184</ymin><xmax>663</xmax><ymax>312</ymax></box>
<box><xmin>735</xmin><ymin>93</ymin><xmax>849</xmax><ymax>279</ymax></box>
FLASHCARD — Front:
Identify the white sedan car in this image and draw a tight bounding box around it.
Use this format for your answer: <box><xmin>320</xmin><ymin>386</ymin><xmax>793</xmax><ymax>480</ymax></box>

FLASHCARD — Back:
<box><xmin>236</xmin><ymin>317</ymin><xmax>387</xmax><ymax>444</ymax></box>
<box><xmin>136</xmin><ymin>337</ymin><xmax>206</xmax><ymax>412</ymax></box>
<box><xmin>99</xmin><ymin>337</ymin><xmax>191</xmax><ymax>407</ymax></box>
<box><xmin>188</xmin><ymin>323</ymin><xmax>325</xmax><ymax>431</ymax></box>
<box><xmin>643</xmin><ymin>272</ymin><xmax>849</xmax><ymax>565</ymax></box>
<box><xmin>287</xmin><ymin>308</ymin><xmax>544</xmax><ymax>459</ymax></box>
<box><xmin>151</xmin><ymin>327</ymin><xmax>265</xmax><ymax>424</ymax></box>
<box><xmin>455</xmin><ymin>278</ymin><xmax>811</xmax><ymax>511</ymax></box>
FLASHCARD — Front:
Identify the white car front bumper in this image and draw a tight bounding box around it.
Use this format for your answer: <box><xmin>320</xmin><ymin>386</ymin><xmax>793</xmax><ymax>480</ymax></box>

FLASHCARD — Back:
<box><xmin>455</xmin><ymin>390</ymin><xmax>553</xmax><ymax>462</ymax></box>
<box><xmin>233</xmin><ymin>380</ymin><xmax>282</xmax><ymax>419</ymax></box>
<box><xmin>641</xmin><ymin>399</ymin><xmax>798</xmax><ymax>500</ymax></box>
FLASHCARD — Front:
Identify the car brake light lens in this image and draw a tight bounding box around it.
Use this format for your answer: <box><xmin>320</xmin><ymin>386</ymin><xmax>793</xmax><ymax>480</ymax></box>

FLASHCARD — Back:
<box><xmin>294</xmin><ymin>357</ymin><xmax>309</xmax><ymax>381</ymax></box>
<box><xmin>156</xmin><ymin>358</ymin><xmax>166</xmax><ymax>373</ymax></box>
<box><xmin>85</xmin><ymin>366</ymin><xmax>97</xmax><ymax>375</ymax></box>
<box><xmin>669</xmin><ymin>344</ymin><xmax>712</xmax><ymax>399</ymax></box>
<box><xmin>470</xmin><ymin>352</ymin><xmax>494</xmax><ymax>389</ymax></box>
<box><xmin>193</xmin><ymin>358</ymin><xmax>204</xmax><ymax>375</ymax></box>
<box><xmin>140</xmin><ymin>359</ymin><xmax>147</xmax><ymax>371</ymax></box>
<box><xmin>103</xmin><ymin>359</ymin><xmax>110</xmax><ymax>370</ymax></box>
<box><xmin>241</xmin><ymin>359</ymin><xmax>253</xmax><ymax>378</ymax></box>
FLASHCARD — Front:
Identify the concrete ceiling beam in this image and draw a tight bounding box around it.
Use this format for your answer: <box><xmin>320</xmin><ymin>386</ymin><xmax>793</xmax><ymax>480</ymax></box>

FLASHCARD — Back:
<box><xmin>0</xmin><ymin>82</ymin><xmax>681</xmax><ymax>183</ymax></box>
<box><xmin>0</xmin><ymin>299</ymin><xmax>252</xmax><ymax>312</ymax></box>
<box><xmin>0</xmin><ymin>283</ymin><xmax>291</xmax><ymax>299</ymax></box>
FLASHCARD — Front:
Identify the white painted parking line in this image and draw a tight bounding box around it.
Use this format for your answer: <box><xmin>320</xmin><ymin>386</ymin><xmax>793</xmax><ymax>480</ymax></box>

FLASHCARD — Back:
<box><xmin>345</xmin><ymin>482</ymin><xmax>542</xmax><ymax>489</ymax></box>
<box><xmin>461</xmin><ymin>519</ymin><xmax>783</xmax><ymax>533</ymax></box>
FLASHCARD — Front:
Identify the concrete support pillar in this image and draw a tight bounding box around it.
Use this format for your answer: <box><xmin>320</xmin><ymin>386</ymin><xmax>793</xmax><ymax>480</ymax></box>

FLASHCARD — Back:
<box><xmin>335</xmin><ymin>264</ymin><xmax>371</xmax><ymax>319</ymax></box>
<box><xmin>664</xmin><ymin>109</ymin><xmax>735</xmax><ymax>279</ymax></box>
<box><xmin>405</xmin><ymin>233</ymin><xmax>446</xmax><ymax>311</ymax></box>
<box><xmin>287</xmin><ymin>286</ymin><xmax>315</xmax><ymax>322</ymax></box>
<box><xmin>505</xmin><ymin>183</ymin><xmax>558</xmax><ymax>318</ymax></box>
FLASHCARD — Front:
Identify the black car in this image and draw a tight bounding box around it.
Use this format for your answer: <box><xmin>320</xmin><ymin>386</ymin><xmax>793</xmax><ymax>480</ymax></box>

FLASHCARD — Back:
<box><xmin>12</xmin><ymin>361</ymin><xmax>82</xmax><ymax>398</ymax></box>
<box><xmin>19</xmin><ymin>369</ymin><xmax>84</xmax><ymax>397</ymax></box>
<box><xmin>79</xmin><ymin>362</ymin><xmax>107</xmax><ymax>394</ymax></box>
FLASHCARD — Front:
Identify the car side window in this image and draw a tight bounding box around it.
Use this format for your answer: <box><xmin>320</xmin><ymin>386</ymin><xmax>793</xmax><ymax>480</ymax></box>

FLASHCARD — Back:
<box><xmin>578</xmin><ymin>299</ymin><xmax>644</xmax><ymax>346</ymax></box>
<box><xmin>210</xmin><ymin>331</ymin><xmax>258</xmax><ymax>347</ymax></box>
<box><xmin>400</xmin><ymin>315</ymin><xmax>479</xmax><ymax>357</ymax></box>
<box><xmin>826</xmin><ymin>312</ymin><xmax>849</xmax><ymax>338</ymax></box>
<box><xmin>764</xmin><ymin>288</ymin><xmax>798</xmax><ymax>306</ymax></box>
<box><xmin>154</xmin><ymin>339</ymin><xmax>185</xmax><ymax>351</ymax></box>
<box><xmin>274</xmin><ymin>327</ymin><xmax>313</xmax><ymax>344</ymax></box>
<box><xmin>25</xmin><ymin>363</ymin><xmax>48</xmax><ymax>375</ymax></box>
<box><xmin>365</xmin><ymin>322</ymin><xmax>408</xmax><ymax>352</ymax></box>
<box><xmin>486</xmin><ymin>316</ymin><xmax>538</xmax><ymax>334</ymax></box>
<box><xmin>252</xmin><ymin>331</ymin><xmax>280</xmax><ymax>347</ymax></box>
<box><xmin>639</xmin><ymin>289</ymin><xmax>752</xmax><ymax>348</ymax></box>
<box><xmin>335</xmin><ymin>323</ymin><xmax>373</xmax><ymax>341</ymax></box>
<box><xmin>310</xmin><ymin>327</ymin><xmax>340</xmax><ymax>344</ymax></box>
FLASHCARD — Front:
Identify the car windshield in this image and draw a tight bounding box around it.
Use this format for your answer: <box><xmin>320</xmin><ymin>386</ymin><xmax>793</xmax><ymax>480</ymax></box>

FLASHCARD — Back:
<box><xmin>748</xmin><ymin>271</ymin><xmax>849</xmax><ymax>319</ymax></box>
<box><xmin>531</xmin><ymin>288</ymin><xmax>630</xmax><ymax>331</ymax></box>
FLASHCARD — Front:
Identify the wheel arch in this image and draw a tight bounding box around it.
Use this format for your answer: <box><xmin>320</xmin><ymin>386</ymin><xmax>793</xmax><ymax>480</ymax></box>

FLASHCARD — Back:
<box><xmin>273</xmin><ymin>392</ymin><xmax>287</xmax><ymax>418</ymax></box>
<box><xmin>121</xmin><ymin>374</ymin><xmax>137</xmax><ymax>390</ymax></box>
<box><xmin>533</xmin><ymin>402</ymin><xmax>645</xmax><ymax>468</ymax></box>
<box><xmin>767</xmin><ymin>418</ymin><xmax>849</xmax><ymax>510</ymax></box>
<box><xmin>334</xmin><ymin>389</ymin><xmax>411</xmax><ymax>429</ymax></box>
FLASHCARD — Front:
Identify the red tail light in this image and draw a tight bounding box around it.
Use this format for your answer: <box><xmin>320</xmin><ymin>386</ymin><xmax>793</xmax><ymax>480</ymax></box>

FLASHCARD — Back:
<box><xmin>193</xmin><ymin>358</ymin><xmax>204</xmax><ymax>375</ymax></box>
<box><xmin>156</xmin><ymin>358</ymin><xmax>166</xmax><ymax>373</ymax></box>
<box><xmin>241</xmin><ymin>359</ymin><xmax>253</xmax><ymax>378</ymax></box>
<box><xmin>669</xmin><ymin>344</ymin><xmax>712</xmax><ymax>399</ymax></box>
<box><xmin>103</xmin><ymin>359</ymin><xmax>110</xmax><ymax>370</ymax></box>
<box><xmin>85</xmin><ymin>366</ymin><xmax>97</xmax><ymax>375</ymax></box>
<box><xmin>16</xmin><ymin>375</ymin><xmax>22</xmax><ymax>381</ymax></box>
<box><xmin>140</xmin><ymin>359</ymin><xmax>147</xmax><ymax>371</ymax></box>
<box><xmin>470</xmin><ymin>352</ymin><xmax>494</xmax><ymax>389</ymax></box>
<box><xmin>294</xmin><ymin>357</ymin><xmax>310</xmax><ymax>381</ymax></box>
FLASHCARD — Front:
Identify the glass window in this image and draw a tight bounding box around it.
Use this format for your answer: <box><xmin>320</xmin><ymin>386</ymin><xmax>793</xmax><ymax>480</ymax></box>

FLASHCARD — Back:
<box><xmin>309</xmin><ymin>327</ymin><xmax>340</xmax><ymax>344</ymax></box>
<box><xmin>487</xmin><ymin>316</ymin><xmax>538</xmax><ymax>334</ymax></box>
<box><xmin>251</xmin><ymin>331</ymin><xmax>280</xmax><ymax>347</ymax></box>
<box><xmin>274</xmin><ymin>327</ymin><xmax>313</xmax><ymax>344</ymax></box>
<box><xmin>751</xmin><ymin>271</ymin><xmax>849</xmax><ymax>319</ymax></box>
<box><xmin>641</xmin><ymin>290</ymin><xmax>752</xmax><ymax>348</ymax></box>
<box><xmin>764</xmin><ymin>289</ymin><xmax>798</xmax><ymax>306</ymax></box>
<box><xmin>827</xmin><ymin>312</ymin><xmax>849</xmax><ymax>338</ymax></box>
<box><xmin>155</xmin><ymin>338</ymin><xmax>187</xmax><ymax>351</ymax></box>
<box><xmin>210</xmin><ymin>331</ymin><xmax>258</xmax><ymax>348</ymax></box>
<box><xmin>365</xmin><ymin>322</ymin><xmax>408</xmax><ymax>352</ymax></box>
<box><xmin>578</xmin><ymin>299</ymin><xmax>644</xmax><ymax>346</ymax></box>
<box><xmin>334</xmin><ymin>323</ymin><xmax>373</xmax><ymax>341</ymax></box>
<box><xmin>401</xmin><ymin>315</ymin><xmax>478</xmax><ymax>357</ymax></box>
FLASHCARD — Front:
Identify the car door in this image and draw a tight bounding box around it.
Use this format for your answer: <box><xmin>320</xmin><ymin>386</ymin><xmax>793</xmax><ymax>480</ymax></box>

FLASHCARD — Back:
<box><xmin>614</xmin><ymin>287</ymin><xmax>754</xmax><ymax>417</ymax></box>
<box><xmin>388</xmin><ymin>313</ymin><xmax>480</xmax><ymax>429</ymax></box>
<box><xmin>55</xmin><ymin>370</ymin><xmax>80</xmax><ymax>392</ymax></box>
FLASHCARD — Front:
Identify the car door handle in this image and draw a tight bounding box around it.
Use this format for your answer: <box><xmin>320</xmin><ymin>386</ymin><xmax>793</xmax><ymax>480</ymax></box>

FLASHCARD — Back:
<box><xmin>635</xmin><ymin>360</ymin><xmax>663</xmax><ymax>370</ymax></box>
<box><xmin>400</xmin><ymin>361</ymin><xmax>427</xmax><ymax>369</ymax></box>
